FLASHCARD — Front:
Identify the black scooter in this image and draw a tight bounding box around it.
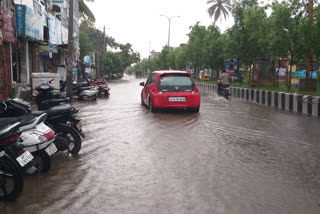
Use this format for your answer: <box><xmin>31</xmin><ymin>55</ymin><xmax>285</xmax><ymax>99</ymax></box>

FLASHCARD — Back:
<box><xmin>0</xmin><ymin>99</ymin><xmax>83</xmax><ymax>155</ymax></box>
<box><xmin>35</xmin><ymin>79</ymin><xmax>67</xmax><ymax>111</ymax></box>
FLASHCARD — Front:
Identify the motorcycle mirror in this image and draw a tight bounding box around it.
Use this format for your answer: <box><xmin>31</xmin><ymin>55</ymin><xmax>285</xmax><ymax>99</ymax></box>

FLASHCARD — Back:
<box><xmin>139</xmin><ymin>82</ymin><xmax>145</xmax><ymax>87</ymax></box>
<box><xmin>49</xmin><ymin>79</ymin><xmax>54</xmax><ymax>84</ymax></box>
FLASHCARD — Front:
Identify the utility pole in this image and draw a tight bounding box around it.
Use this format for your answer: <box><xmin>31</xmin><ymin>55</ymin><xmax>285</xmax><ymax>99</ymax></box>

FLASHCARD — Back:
<box><xmin>66</xmin><ymin>0</ymin><xmax>74</xmax><ymax>101</ymax></box>
<box><xmin>103</xmin><ymin>26</ymin><xmax>106</xmax><ymax>78</ymax></box>
<box><xmin>306</xmin><ymin>0</ymin><xmax>313</xmax><ymax>80</ymax></box>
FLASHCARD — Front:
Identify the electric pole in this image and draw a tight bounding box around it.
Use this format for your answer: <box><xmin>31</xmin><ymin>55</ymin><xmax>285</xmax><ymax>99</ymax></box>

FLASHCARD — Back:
<box><xmin>66</xmin><ymin>0</ymin><xmax>74</xmax><ymax>101</ymax></box>
<box><xmin>103</xmin><ymin>26</ymin><xmax>105</xmax><ymax>78</ymax></box>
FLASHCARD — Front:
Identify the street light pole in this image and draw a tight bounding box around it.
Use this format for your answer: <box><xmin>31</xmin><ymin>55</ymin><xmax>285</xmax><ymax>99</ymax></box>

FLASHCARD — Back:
<box><xmin>160</xmin><ymin>15</ymin><xmax>180</xmax><ymax>48</ymax></box>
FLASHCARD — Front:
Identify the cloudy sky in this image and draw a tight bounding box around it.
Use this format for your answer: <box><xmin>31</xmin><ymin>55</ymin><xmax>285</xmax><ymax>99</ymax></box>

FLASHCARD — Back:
<box><xmin>86</xmin><ymin>0</ymin><xmax>234</xmax><ymax>59</ymax></box>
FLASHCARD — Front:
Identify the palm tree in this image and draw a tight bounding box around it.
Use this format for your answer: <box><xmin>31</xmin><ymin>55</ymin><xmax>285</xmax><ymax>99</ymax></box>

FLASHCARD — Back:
<box><xmin>79</xmin><ymin>0</ymin><xmax>96</xmax><ymax>23</ymax></box>
<box><xmin>207</xmin><ymin>0</ymin><xmax>232</xmax><ymax>23</ymax></box>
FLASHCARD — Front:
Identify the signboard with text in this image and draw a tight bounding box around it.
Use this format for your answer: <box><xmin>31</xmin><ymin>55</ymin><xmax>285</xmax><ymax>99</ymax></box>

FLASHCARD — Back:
<box><xmin>15</xmin><ymin>4</ymin><xmax>44</xmax><ymax>41</ymax></box>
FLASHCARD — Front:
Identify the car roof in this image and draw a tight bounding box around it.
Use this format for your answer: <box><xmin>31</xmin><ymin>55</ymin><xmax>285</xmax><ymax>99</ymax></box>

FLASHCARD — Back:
<box><xmin>152</xmin><ymin>70</ymin><xmax>189</xmax><ymax>75</ymax></box>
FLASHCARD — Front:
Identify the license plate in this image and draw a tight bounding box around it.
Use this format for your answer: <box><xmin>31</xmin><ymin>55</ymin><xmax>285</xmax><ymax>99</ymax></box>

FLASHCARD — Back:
<box><xmin>45</xmin><ymin>143</ymin><xmax>58</xmax><ymax>156</ymax></box>
<box><xmin>169</xmin><ymin>97</ymin><xmax>185</xmax><ymax>102</ymax></box>
<box><xmin>16</xmin><ymin>151</ymin><xmax>34</xmax><ymax>167</ymax></box>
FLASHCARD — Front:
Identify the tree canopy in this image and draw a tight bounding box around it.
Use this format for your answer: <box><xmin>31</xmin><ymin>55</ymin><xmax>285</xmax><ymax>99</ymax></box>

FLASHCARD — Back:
<box><xmin>128</xmin><ymin>0</ymin><xmax>320</xmax><ymax>83</ymax></box>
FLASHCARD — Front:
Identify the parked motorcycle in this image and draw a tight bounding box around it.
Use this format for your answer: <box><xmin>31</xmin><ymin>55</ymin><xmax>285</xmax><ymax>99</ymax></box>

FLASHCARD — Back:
<box><xmin>0</xmin><ymin>99</ymin><xmax>82</xmax><ymax>155</ymax></box>
<box><xmin>89</xmin><ymin>79</ymin><xmax>110</xmax><ymax>98</ymax></box>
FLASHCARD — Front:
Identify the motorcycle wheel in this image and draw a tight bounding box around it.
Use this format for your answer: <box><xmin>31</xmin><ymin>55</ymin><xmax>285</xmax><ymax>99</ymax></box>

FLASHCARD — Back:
<box><xmin>32</xmin><ymin>150</ymin><xmax>51</xmax><ymax>173</ymax></box>
<box><xmin>54</xmin><ymin>124</ymin><xmax>82</xmax><ymax>155</ymax></box>
<box><xmin>0</xmin><ymin>154</ymin><xmax>24</xmax><ymax>201</ymax></box>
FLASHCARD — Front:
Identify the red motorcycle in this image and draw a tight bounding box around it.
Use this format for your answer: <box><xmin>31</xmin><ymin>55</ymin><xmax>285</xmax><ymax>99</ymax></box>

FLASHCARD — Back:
<box><xmin>89</xmin><ymin>79</ymin><xmax>110</xmax><ymax>98</ymax></box>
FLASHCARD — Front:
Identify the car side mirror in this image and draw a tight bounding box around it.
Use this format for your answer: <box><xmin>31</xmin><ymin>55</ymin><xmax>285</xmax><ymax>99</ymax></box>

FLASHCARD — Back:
<box><xmin>139</xmin><ymin>82</ymin><xmax>145</xmax><ymax>86</ymax></box>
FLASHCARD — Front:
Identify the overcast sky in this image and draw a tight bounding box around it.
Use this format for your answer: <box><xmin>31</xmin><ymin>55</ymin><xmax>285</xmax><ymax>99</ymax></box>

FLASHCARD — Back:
<box><xmin>86</xmin><ymin>0</ymin><xmax>234</xmax><ymax>59</ymax></box>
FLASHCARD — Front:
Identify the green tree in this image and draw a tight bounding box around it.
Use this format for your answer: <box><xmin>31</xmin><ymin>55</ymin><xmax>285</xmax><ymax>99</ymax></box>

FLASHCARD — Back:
<box><xmin>204</xmin><ymin>25</ymin><xmax>225</xmax><ymax>78</ymax></box>
<box><xmin>185</xmin><ymin>23</ymin><xmax>208</xmax><ymax>76</ymax></box>
<box><xmin>207</xmin><ymin>0</ymin><xmax>232</xmax><ymax>23</ymax></box>
<box><xmin>79</xmin><ymin>0</ymin><xmax>96</xmax><ymax>23</ymax></box>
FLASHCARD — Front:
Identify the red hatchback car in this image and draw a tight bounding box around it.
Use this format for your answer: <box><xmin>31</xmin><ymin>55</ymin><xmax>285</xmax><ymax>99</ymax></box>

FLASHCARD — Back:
<box><xmin>140</xmin><ymin>70</ymin><xmax>200</xmax><ymax>113</ymax></box>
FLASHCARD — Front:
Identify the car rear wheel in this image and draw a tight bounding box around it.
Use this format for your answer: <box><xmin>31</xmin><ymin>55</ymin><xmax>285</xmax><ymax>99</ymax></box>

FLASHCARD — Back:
<box><xmin>149</xmin><ymin>99</ymin><xmax>157</xmax><ymax>113</ymax></box>
<box><xmin>190</xmin><ymin>107</ymin><xmax>199</xmax><ymax>113</ymax></box>
<box><xmin>141</xmin><ymin>94</ymin><xmax>144</xmax><ymax>106</ymax></box>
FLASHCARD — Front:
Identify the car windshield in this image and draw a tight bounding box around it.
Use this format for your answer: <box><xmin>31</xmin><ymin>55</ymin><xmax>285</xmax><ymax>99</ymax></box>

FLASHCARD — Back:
<box><xmin>157</xmin><ymin>73</ymin><xmax>194</xmax><ymax>92</ymax></box>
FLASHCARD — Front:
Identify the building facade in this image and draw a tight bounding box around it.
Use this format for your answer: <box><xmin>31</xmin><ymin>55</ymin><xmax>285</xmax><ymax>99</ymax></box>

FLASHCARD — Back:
<box><xmin>0</xmin><ymin>0</ymin><xmax>79</xmax><ymax>100</ymax></box>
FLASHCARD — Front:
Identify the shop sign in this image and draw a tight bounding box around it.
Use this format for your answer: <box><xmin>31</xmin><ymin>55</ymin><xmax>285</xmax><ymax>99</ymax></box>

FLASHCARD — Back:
<box><xmin>73</xmin><ymin>68</ymin><xmax>78</xmax><ymax>80</ymax></box>
<box><xmin>0</xmin><ymin>6</ymin><xmax>15</xmax><ymax>43</ymax></box>
<box><xmin>39</xmin><ymin>44</ymin><xmax>48</xmax><ymax>52</ymax></box>
<box><xmin>49</xmin><ymin>43</ymin><xmax>58</xmax><ymax>53</ymax></box>
<box><xmin>15</xmin><ymin>4</ymin><xmax>44</xmax><ymax>41</ymax></box>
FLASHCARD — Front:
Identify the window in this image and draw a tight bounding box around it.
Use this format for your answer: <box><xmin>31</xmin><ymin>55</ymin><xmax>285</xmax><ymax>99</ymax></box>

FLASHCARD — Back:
<box><xmin>145</xmin><ymin>74</ymin><xmax>156</xmax><ymax>85</ymax></box>
<box><xmin>149</xmin><ymin>74</ymin><xmax>156</xmax><ymax>84</ymax></box>
<box><xmin>158</xmin><ymin>73</ymin><xmax>194</xmax><ymax>92</ymax></box>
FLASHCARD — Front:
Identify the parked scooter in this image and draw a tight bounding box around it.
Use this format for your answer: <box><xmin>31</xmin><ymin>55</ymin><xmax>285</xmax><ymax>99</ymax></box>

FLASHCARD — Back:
<box><xmin>15</xmin><ymin>114</ymin><xmax>58</xmax><ymax>172</ymax></box>
<box><xmin>0</xmin><ymin>114</ymin><xmax>58</xmax><ymax>200</ymax></box>
<box><xmin>0</xmin><ymin>120</ymin><xmax>35</xmax><ymax>174</ymax></box>
<box><xmin>0</xmin><ymin>99</ymin><xmax>82</xmax><ymax>155</ymax></box>
<box><xmin>35</xmin><ymin>79</ymin><xmax>68</xmax><ymax>110</ymax></box>
<box><xmin>72</xmin><ymin>81</ymin><xmax>98</xmax><ymax>101</ymax></box>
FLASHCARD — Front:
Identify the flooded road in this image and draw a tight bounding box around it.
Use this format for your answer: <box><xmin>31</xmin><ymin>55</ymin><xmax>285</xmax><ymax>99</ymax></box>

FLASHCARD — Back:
<box><xmin>1</xmin><ymin>76</ymin><xmax>320</xmax><ymax>214</ymax></box>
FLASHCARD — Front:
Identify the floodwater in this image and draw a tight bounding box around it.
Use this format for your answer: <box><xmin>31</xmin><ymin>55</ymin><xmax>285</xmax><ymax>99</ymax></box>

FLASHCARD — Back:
<box><xmin>1</xmin><ymin>75</ymin><xmax>320</xmax><ymax>214</ymax></box>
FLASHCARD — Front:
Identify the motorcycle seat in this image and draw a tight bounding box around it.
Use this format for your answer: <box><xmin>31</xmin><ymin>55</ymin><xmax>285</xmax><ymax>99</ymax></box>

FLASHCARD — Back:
<box><xmin>30</xmin><ymin>111</ymin><xmax>45</xmax><ymax>116</ymax></box>
<box><xmin>47</xmin><ymin>106</ymin><xmax>75</xmax><ymax>116</ymax></box>
<box><xmin>79</xmin><ymin>86</ymin><xmax>94</xmax><ymax>90</ymax></box>
<box><xmin>0</xmin><ymin>118</ymin><xmax>21</xmax><ymax>129</ymax></box>
<box><xmin>41</xmin><ymin>98</ymin><xmax>68</xmax><ymax>104</ymax></box>
<box><xmin>0</xmin><ymin>116</ymin><xmax>36</xmax><ymax>128</ymax></box>
<box><xmin>31</xmin><ymin>106</ymin><xmax>76</xmax><ymax>117</ymax></box>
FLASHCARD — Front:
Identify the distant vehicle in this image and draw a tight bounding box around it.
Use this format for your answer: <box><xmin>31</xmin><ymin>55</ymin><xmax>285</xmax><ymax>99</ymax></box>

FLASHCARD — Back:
<box><xmin>139</xmin><ymin>70</ymin><xmax>200</xmax><ymax>113</ymax></box>
<box><xmin>135</xmin><ymin>70</ymin><xmax>144</xmax><ymax>78</ymax></box>
<box><xmin>199</xmin><ymin>70</ymin><xmax>210</xmax><ymax>81</ymax></box>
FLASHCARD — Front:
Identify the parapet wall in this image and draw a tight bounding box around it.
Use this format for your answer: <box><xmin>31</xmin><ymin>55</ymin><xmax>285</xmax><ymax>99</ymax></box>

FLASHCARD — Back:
<box><xmin>196</xmin><ymin>83</ymin><xmax>320</xmax><ymax>118</ymax></box>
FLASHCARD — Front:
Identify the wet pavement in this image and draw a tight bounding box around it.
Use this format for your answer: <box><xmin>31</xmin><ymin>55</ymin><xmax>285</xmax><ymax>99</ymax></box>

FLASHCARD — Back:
<box><xmin>1</xmin><ymin>75</ymin><xmax>320</xmax><ymax>214</ymax></box>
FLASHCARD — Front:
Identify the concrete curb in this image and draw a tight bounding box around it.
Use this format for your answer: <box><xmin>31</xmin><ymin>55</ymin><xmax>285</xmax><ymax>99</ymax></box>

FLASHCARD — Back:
<box><xmin>196</xmin><ymin>83</ymin><xmax>320</xmax><ymax>118</ymax></box>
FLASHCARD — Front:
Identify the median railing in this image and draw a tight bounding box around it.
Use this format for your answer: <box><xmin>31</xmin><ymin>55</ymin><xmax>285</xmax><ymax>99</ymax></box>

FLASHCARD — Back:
<box><xmin>196</xmin><ymin>83</ymin><xmax>320</xmax><ymax>118</ymax></box>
